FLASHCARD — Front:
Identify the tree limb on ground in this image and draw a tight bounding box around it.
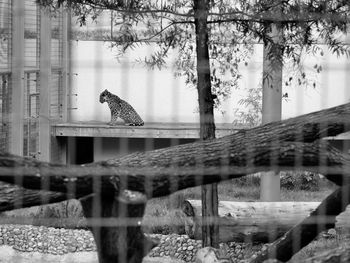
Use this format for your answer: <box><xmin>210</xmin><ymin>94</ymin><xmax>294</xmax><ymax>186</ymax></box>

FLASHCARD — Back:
<box><xmin>0</xmin><ymin>182</ymin><xmax>68</xmax><ymax>211</ymax></box>
<box><xmin>0</xmin><ymin>141</ymin><xmax>349</xmax><ymax>199</ymax></box>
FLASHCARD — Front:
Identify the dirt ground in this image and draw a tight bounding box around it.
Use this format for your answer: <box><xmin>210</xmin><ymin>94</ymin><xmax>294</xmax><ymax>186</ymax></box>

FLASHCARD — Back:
<box><xmin>0</xmin><ymin>246</ymin><xmax>182</xmax><ymax>263</ymax></box>
<box><xmin>0</xmin><ymin>246</ymin><xmax>98</xmax><ymax>263</ymax></box>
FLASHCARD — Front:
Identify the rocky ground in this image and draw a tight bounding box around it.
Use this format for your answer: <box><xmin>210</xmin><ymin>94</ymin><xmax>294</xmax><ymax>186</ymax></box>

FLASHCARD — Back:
<box><xmin>0</xmin><ymin>224</ymin><xmax>347</xmax><ymax>263</ymax></box>
<box><xmin>147</xmin><ymin>234</ymin><xmax>264</xmax><ymax>263</ymax></box>
<box><xmin>0</xmin><ymin>224</ymin><xmax>265</xmax><ymax>262</ymax></box>
<box><xmin>0</xmin><ymin>224</ymin><xmax>96</xmax><ymax>255</ymax></box>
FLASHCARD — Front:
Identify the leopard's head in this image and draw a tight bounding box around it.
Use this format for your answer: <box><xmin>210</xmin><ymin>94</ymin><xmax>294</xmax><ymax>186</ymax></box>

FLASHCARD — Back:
<box><xmin>99</xmin><ymin>89</ymin><xmax>110</xmax><ymax>103</ymax></box>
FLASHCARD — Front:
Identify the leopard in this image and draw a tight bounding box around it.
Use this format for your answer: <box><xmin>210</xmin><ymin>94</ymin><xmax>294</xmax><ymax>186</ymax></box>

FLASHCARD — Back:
<box><xmin>99</xmin><ymin>89</ymin><xmax>144</xmax><ymax>126</ymax></box>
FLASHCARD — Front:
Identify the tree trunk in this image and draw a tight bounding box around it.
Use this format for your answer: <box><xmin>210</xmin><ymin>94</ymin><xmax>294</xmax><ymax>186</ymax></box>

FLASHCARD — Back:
<box><xmin>194</xmin><ymin>0</ymin><xmax>219</xmax><ymax>248</ymax></box>
<box><xmin>1</xmin><ymin>142</ymin><xmax>350</xmax><ymax>202</ymax></box>
<box><xmin>182</xmin><ymin>200</ymin><xmax>350</xmax><ymax>243</ymax></box>
<box><xmin>80</xmin><ymin>190</ymin><xmax>156</xmax><ymax>263</ymax></box>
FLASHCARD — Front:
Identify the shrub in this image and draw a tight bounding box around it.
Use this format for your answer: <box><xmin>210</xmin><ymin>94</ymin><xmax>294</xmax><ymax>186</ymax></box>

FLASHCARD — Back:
<box><xmin>281</xmin><ymin>171</ymin><xmax>320</xmax><ymax>191</ymax></box>
<box><xmin>234</xmin><ymin>174</ymin><xmax>261</xmax><ymax>187</ymax></box>
<box><xmin>142</xmin><ymin>209</ymin><xmax>194</xmax><ymax>236</ymax></box>
<box><xmin>32</xmin><ymin>200</ymin><xmax>87</xmax><ymax>229</ymax></box>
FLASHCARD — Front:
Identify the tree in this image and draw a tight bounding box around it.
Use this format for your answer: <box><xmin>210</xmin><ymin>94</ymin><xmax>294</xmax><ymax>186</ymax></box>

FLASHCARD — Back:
<box><xmin>37</xmin><ymin>0</ymin><xmax>350</xmax><ymax>87</ymax></box>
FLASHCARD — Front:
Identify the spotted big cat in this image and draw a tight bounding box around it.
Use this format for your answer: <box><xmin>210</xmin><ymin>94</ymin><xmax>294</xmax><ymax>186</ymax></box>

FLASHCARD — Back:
<box><xmin>99</xmin><ymin>89</ymin><xmax>144</xmax><ymax>126</ymax></box>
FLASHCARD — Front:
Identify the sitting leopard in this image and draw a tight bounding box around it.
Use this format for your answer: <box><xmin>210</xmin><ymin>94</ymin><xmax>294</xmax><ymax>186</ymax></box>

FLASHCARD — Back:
<box><xmin>99</xmin><ymin>89</ymin><xmax>144</xmax><ymax>126</ymax></box>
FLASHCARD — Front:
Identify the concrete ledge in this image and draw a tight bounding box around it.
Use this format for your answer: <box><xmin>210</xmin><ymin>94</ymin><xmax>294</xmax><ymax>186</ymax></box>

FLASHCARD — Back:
<box><xmin>52</xmin><ymin>122</ymin><xmax>242</xmax><ymax>139</ymax></box>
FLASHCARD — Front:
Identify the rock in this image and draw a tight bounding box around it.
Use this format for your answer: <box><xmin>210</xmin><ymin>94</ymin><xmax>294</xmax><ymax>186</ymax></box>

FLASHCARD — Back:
<box><xmin>195</xmin><ymin>247</ymin><xmax>233</xmax><ymax>263</ymax></box>
<box><xmin>322</xmin><ymin>228</ymin><xmax>337</xmax><ymax>239</ymax></box>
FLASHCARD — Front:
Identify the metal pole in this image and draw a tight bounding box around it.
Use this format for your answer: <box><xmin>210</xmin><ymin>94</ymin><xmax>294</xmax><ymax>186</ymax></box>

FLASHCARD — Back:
<box><xmin>260</xmin><ymin>23</ymin><xmax>282</xmax><ymax>201</ymax></box>
<box><xmin>38</xmin><ymin>7</ymin><xmax>52</xmax><ymax>162</ymax></box>
<box><xmin>10</xmin><ymin>0</ymin><xmax>25</xmax><ymax>155</ymax></box>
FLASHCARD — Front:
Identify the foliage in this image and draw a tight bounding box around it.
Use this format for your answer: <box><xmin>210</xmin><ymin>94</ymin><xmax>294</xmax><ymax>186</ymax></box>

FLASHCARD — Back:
<box><xmin>233</xmin><ymin>87</ymin><xmax>262</xmax><ymax>127</ymax></box>
<box><xmin>37</xmin><ymin>0</ymin><xmax>350</xmax><ymax>107</ymax></box>
<box><xmin>281</xmin><ymin>171</ymin><xmax>321</xmax><ymax>191</ymax></box>
<box><xmin>143</xmin><ymin>197</ymin><xmax>194</xmax><ymax>235</ymax></box>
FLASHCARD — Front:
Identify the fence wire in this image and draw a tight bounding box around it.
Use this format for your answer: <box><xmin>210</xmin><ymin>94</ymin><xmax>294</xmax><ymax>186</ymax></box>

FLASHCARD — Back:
<box><xmin>0</xmin><ymin>1</ymin><xmax>350</xmax><ymax>263</ymax></box>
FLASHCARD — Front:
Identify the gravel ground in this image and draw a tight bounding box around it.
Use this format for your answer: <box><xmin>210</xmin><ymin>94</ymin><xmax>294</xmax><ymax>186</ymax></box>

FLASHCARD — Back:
<box><xmin>0</xmin><ymin>225</ymin><xmax>263</xmax><ymax>263</ymax></box>
<box><xmin>147</xmin><ymin>234</ymin><xmax>264</xmax><ymax>263</ymax></box>
<box><xmin>0</xmin><ymin>225</ymin><xmax>96</xmax><ymax>255</ymax></box>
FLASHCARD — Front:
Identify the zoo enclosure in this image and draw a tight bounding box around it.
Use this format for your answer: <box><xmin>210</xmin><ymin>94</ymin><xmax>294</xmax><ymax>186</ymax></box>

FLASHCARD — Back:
<box><xmin>0</xmin><ymin>1</ymin><xmax>350</xmax><ymax>263</ymax></box>
<box><xmin>0</xmin><ymin>0</ymin><xmax>69</xmax><ymax>162</ymax></box>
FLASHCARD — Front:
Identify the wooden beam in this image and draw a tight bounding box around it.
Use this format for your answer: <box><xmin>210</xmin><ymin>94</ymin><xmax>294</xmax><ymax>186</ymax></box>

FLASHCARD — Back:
<box><xmin>10</xmin><ymin>0</ymin><xmax>25</xmax><ymax>156</ymax></box>
<box><xmin>38</xmin><ymin>7</ymin><xmax>52</xmax><ymax>162</ymax></box>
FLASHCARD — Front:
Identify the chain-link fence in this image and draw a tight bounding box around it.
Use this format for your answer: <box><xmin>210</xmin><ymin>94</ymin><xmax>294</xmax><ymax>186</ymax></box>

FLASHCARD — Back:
<box><xmin>0</xmin><ymin>1</ymin><xmax>350</xmax><ymax>263</ymax></box>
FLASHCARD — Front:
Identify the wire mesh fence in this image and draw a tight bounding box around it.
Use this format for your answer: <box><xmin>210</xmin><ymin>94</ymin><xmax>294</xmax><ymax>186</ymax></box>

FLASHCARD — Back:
<box><xmin>0</xmin><ymin>0</ymin><xmax>350</xmax><ymax>263</ymax></box>
<box><xmin>0</xmin><ymin>0</ymin><xmax>11</xmax><ymax>153</ymax></box>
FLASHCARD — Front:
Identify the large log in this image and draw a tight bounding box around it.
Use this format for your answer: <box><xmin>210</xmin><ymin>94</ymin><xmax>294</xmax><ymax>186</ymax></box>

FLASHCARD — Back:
<box><xmin>182</xmin><ymin>200</ymin><xmax>350</xmax><ymax>243</ymax></box>
<box><xmin>1</xmin><ymin>103</ymin><xmax>350</xmax><ymax>202</ymax></box>
<box><xmin>0</xmin><ymin>141</ymin><xmax>350</xmax><ymax>200</ymax></box>
<box><xmin>0</xmin><ymin>182</ymin><xmax>69</xmax><ymax>211</ymax></box>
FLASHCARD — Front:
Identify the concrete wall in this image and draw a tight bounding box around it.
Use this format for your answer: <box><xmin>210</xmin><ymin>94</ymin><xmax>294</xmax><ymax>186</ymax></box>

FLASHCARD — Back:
<box><xmin>70</xmin><ymin>41</ymin><xmax>350</xmax><ymax>125</ymax></box>
<box><xmin>93</xmin><ymin>137</ymin><xmax>196</xmax><ymax>162</ymax></box>
<box><xmin>66</xmin><ymin>137</ymin><xmax>196</xmax><ymax>164</ymax></box>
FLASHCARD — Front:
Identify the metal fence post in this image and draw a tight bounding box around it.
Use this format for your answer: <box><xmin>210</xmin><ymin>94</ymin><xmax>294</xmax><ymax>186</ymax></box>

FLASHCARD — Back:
<box><xmin>10</xmin><ymin>0</ymin><xmax>25</xmax><ymax>156</ymax></box>
<box><xmin>38</xmin><ymin>7</ymin><xmax>51</xmax><ymax>162</ymax></box>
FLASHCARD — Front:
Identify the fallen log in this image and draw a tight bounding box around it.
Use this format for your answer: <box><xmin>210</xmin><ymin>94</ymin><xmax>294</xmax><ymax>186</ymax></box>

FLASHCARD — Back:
<box><xmin>0</xmin><ymin>182</ymin><xmax>70</xmax><ymax>211</ymax></box>
<box><xmin>182</xmin><ymin>200</ymin><xmax>350</xmax><ymax>243</ymax></box>
<box><xmin>0</xmin><ymin>141</ymin><xmax>350</xmax><ymax>200</ymax></box>
<box><xmin>1</xmin><ymin>103</ymin><xmax>350</xmax><ymax>202</ymax></box>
